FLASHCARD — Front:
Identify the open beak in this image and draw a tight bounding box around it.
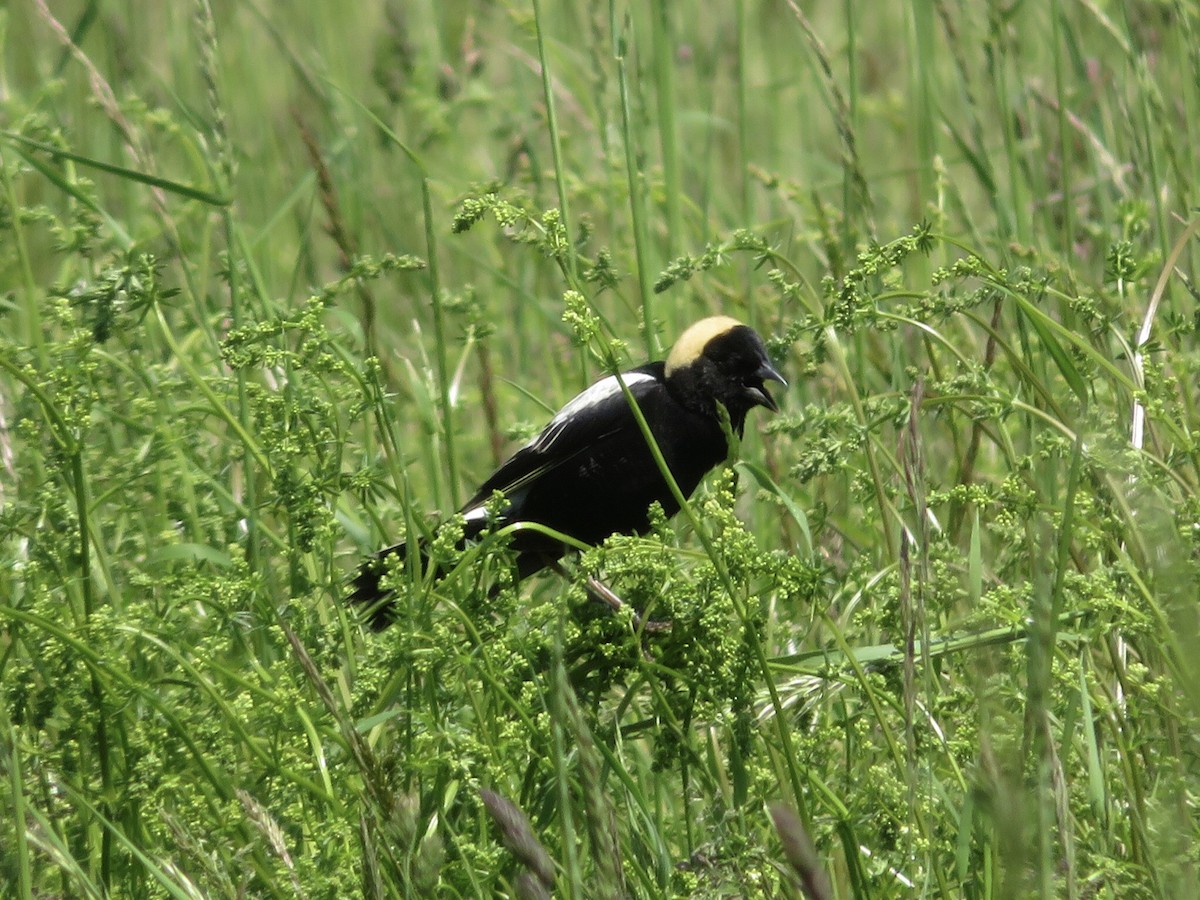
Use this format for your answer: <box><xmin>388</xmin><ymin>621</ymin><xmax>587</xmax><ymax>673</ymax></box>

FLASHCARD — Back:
<box><xmin>747</xmin><ymin>361</ymin><xmax>787</xmax><ymax>412</ymax></box>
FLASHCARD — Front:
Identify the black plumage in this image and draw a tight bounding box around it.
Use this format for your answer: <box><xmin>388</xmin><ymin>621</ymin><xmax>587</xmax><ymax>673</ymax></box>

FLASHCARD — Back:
<box><xmin>351</xmin><ymin>316</ymin><xmax>785</xmax><ymax>628</ymax></box>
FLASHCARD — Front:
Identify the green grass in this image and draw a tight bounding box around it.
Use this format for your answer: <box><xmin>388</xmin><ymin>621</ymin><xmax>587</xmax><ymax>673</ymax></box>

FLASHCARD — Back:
<box><xmin>3</xmin><ymin>1</ymin><xmax>1200</xmax><ymax>897</ymax></box>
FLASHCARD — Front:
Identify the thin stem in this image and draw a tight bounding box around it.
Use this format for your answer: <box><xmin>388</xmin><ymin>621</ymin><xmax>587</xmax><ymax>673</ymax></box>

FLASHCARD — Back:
<box><xmin>612</xmin><ymin>5</ymin><xmax>658</xmax><ymax>357</ymax></box>
<box><xmin>531</xmin><ymin>0</ymin><xmax>576</xmax><ymax>281</ymax></box>
<box><xmin>423</xmin><ymin>178</ymin><xmax>460</xmax><ymax>507</ymax></box>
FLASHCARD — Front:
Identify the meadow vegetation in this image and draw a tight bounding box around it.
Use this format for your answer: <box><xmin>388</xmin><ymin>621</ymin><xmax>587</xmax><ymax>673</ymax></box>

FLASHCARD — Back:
<box><xmin>2</xmin><ymin>1</ymin><xmax>1199</xmax><ymax>896</ymax></box>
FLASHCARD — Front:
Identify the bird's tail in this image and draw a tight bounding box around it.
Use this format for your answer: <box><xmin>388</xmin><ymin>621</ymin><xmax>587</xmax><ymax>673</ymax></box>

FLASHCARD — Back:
<box><xmin>349</xmin><ymin>516</ymin><xmax>494</xmax><ymax>629</ymax></box>
<box><xmin>347</xmin><ymin>539</ymin><xmax>428</xmax><ymax>630</ymax></box>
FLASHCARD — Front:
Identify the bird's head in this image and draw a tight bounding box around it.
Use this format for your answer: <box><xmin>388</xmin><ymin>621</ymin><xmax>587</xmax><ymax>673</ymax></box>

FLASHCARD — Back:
<box><xmin>664</xmin><ymin>316</ymin><xmax>786</xmax><ymax>429</ymax></box>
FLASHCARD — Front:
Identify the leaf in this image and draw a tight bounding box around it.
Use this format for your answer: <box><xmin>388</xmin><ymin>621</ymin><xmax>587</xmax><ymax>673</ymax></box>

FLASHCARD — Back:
<box><xmin>146</xmin><ymin>543</ymin><xmax>233</xmax><ymax>569</ymax></box>
<box><xmin>736</xmin><ymin>460</ymin><xmax>814</xmax><ymax>556</ymax></box>
<box><xmin>1</xmin><ymin>130</ymin><xmax>230</xmax><ymax>206</ymax></box>
<box><xmin>1011</xmin><ymin>291</ymin><xmax>1089</xmax><ymax>403</ymax></box>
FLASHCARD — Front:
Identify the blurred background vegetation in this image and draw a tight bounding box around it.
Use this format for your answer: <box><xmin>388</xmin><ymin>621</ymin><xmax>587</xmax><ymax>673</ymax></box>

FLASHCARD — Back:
<box><xmin>2</xmin><ymin>1</ymin><xmax>1199</xmax><ymax>897</ymax></box>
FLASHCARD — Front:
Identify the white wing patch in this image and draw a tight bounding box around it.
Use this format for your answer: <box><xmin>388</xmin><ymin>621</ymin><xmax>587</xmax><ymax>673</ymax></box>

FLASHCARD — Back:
<box><xmin>528</xmin><ymin>371</ymin><xmax>656</xmax><ymax>453</ymax></box>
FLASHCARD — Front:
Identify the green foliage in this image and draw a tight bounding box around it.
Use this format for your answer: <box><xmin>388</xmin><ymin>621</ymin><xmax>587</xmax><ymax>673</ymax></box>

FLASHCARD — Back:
<box><xmin>3</xmin><ymin>1</ymin><xmax>1200</xmax><ymax>897</ymax></box>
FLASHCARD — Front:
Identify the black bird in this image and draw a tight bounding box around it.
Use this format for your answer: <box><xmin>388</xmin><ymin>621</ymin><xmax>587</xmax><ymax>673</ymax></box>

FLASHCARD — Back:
<box><xmin>351</xmin><ymin>316</ymin><xmax>785</xmax><ymax>627</ymax></box>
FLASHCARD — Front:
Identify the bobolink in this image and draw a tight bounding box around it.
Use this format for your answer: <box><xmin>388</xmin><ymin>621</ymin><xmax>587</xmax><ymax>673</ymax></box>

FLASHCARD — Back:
<box><xmin>352</xmin><ymin>316</ymin><xmax>785</xmax><ymax>627</ymax></box>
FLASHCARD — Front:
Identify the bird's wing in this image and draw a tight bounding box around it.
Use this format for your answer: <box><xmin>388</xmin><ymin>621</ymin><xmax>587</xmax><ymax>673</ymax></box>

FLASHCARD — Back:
<box><xmin>460</xmin><ymin>364</ymin><xmax>663</xmax><ymax>514</ymax></box>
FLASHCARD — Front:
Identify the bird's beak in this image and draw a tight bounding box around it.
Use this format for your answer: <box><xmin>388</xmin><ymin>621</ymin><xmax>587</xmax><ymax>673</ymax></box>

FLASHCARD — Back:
<box><xmin>747</xmin><ymin>361</ymin><xmax>787</xmax><ymax>412</ymax></box>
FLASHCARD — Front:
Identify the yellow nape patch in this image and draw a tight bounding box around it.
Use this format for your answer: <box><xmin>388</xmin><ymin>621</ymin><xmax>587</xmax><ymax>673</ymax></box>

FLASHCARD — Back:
<box><xmin>665</xmin><ymin>316</ymin><xmax>744</xmax><ymax>375</ymax></box>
